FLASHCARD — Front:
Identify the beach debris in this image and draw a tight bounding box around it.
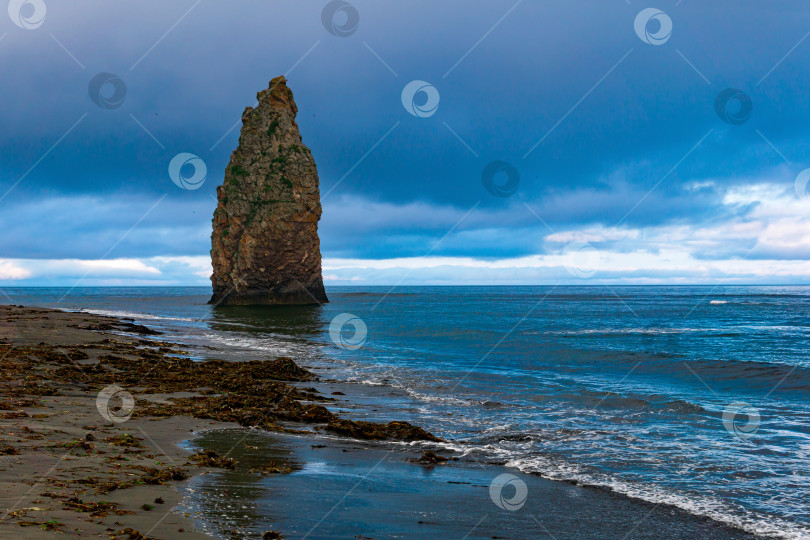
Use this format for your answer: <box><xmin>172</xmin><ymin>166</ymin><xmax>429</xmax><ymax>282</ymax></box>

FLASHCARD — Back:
<box><xmin>73</xmin><ymin>320</ymin><xmax>161</xmax><ymax>336</ymax></box>
<box><xmin>49</xmin><ymin>438</ymin><xmax>95</xmax><ymax>453</ymax></box>
<box><xmin>249</xmin><ymin>461</ymin><xmax>292</xmax><ymax>475</ymax></box>
<box><xmin>0</xmin><ymin>397</ymin><xmax>37</xmax><ymax>409</ymax></box>
<box><xmin>140</xmin><ymin>466</ymin><xmax>188</xmax><ymax>484</ymax></box>
<box><xmin>264</xmin><ymin>357</ymin><xmax>316</xmax><ymax>381</ymax></box>
<box><xmin>112</xmin><ymin>527</ymin><xmax>152</xmax><ymax>540</ymax></box>
<box><xmin>324</xmin><ymin>419</ymin><xmax>443</xmax><ymax>442</ymax></box>
<box><xmin>104</xmin><ymin>433</ymin><xmax>143</xmax><ymax>447</ymax></box>
<box><xmin>62</xmin><ymin>497</ymin><xmax>131</xmax><ymax>517</ymax></box>
<box><xmin>96</xmin><ymin>466</ymin><xmax>188</xmax><ymax>493</ymax></box>
<box><xmin>18</xmin><ymin>520</ymin><xmax>64</xmax><ymax>531</ymax></box>
<box><xmin>188</xmin><ymin>450</ymin><xmax>236</xmax><ymax>469</ymax></box>
<box><xmin>262</xmin><ymin>531</ymin><xmax>283</xmax><ymax>540</ymax></box>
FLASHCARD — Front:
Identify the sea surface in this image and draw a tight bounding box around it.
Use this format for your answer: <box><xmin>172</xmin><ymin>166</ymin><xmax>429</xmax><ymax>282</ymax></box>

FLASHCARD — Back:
<box><xmin>5</xmin><ymin>285</ymin><xmax>810</xmax><ymax>538</ymax></box>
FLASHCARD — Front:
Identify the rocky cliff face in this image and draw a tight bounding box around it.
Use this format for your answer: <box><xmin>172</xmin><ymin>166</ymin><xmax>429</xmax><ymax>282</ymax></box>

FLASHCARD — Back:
<box><xmin>210</xmin><ymin>76</ymin><xmax>328</xmax><ymax>305</ymax></box>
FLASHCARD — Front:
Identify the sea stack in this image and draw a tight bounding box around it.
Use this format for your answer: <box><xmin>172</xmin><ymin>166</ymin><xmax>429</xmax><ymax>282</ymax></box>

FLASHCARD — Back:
<box><xmin>209</xmin><ymin>76</ymin><xmax>328</xmax><ymax>305</ymax></box>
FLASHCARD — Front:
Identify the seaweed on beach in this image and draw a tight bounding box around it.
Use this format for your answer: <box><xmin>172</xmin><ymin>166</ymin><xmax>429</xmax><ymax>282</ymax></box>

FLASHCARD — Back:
<box><xmin>111</xmin><ymin>527</ymin><xmax>156</xmax><ymax>540</ymax></box>
<box><xmin>104</xmin><ymin>434</ymin><xmax>143</xmax><ymax>447</ymax></box>
<box><xmin>0</xmin><ymin>397</ymin><xmax>37</xmax><ymax>409</ymax></box>
<box><xmin>189</xmin><ymin>449</ymin><xmax>237</xmax><ymax>469</ymax></box>
<box><xmin>70</xmin><ymin>320</ymin><xmax>161</xmax><ymax>336</ymax></box>
<box><xmin>263</xmin><ymin>356</ymin><xmax>316</xmax><ymax>381</ymax></box>
<box><xmin>36</xmin><ymin>338</ymin><xmax>444</xmax><ymax>442</ymax></box>
<box><xmin>0</xmin><ymin>338</ymin><xmax>439</xmax><ymax>452</ymax></box>
<box><xmin>250</xmin><ymin>461</ymin><xmax>292</xmax><ymax>475</ymax></box>
<box><xmin>17</xmin><ymin>520</ymin><xmax>64</xmax><ymax>532</ymax></box>
<box><xmin>62</xmin><ymin>497</ymin><xmax>132</xmax><ymax>517</ymax></box>
<box><xmin>96</xmin><ymin>465</ymin><xmax>189</xmax><ymax>494</ymax></box>
<box><xmin>324</xmin><ymin>419</ymin><xmax>443</xmax><ymax>442</ymax></box>
<box><xmin>48</xmin><ymin>439</ymin><xmax>95</xmax><ymax>454</ymax></box>
<box><xmin>46</xmin><ymin>344</ymin><xmax>439</xmax><ymax>441</ymax></box>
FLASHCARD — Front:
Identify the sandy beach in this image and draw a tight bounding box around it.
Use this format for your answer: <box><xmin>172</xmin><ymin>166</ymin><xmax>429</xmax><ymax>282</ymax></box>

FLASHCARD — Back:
<box><xmin>0</xmin><ymin>305</ymin><xmax>436</xmax><ymax>538</ymax></box>
<box><xmin>0</xmin><ymin>305</ymin><xmax>225</xmax><ymax>538</ymax></box>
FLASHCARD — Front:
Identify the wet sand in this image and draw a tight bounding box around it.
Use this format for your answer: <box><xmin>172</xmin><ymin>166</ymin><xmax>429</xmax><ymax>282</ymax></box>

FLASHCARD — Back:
<box><xmin>182</xmin><ymin>428</ymin><xmax>760</xmax><ymax>539</ymax></box>
<box><xmin>0</xmin><ymin>305</ymin><xmax>763</xmax><ymax>539</ymax></box>
<box><xmin>0</xmin><ymin>306</ymin><xmax>231</xmax><ymax>538</ymax></box>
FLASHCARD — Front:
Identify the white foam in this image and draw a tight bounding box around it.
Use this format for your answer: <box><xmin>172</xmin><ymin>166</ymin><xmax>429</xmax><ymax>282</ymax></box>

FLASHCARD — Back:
<box><xmin>504</xmin><ymin>455</ymin><xmax>810</xmax><ymax>539</ymax></box>
<box><xmin>541</xmin><ymin>327</ymin><xmax>724</xmax><ymax>336</ymax></box>
<box><xmin>80</xmin><ymin>308</ymin><xmax>197</xmax><ymax>322</ymax></box>
<box><xmin>404</xmin><ymin>387</ymin><xmax>472</xmax><ymax>406</ymax></box>
<box><xmin>195</xmin><ymin>331</ymin><xmax>318</xmax><ymax>359</ymax></box>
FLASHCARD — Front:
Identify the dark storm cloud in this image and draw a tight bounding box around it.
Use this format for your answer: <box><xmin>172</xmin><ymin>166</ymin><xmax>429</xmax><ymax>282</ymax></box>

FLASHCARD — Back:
<box><xmin>1</xmin><ymin>0</ymin><xmax>810</xmax><ymax>261</ymax></box>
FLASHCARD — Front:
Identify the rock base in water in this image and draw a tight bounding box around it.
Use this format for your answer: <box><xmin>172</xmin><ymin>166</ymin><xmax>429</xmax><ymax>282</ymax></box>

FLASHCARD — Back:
<box><xmin>209</xmin><ymin>286</ymin><xmax>327</xmax><ymax>306</ymax></box>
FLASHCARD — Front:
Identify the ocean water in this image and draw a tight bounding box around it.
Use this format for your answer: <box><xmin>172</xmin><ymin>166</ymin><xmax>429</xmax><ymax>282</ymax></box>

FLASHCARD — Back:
<box><xmin>6</xmin><ymin>285</ymin><xmax>810</xmax><ymax>538</ymax></box>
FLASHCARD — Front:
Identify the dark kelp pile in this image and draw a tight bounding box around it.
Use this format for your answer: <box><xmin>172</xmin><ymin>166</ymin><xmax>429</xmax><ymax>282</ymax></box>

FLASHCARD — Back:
<box><xmin>1</xmin><ymin>315</ymin><xmax>439</xmax><ymax>443</ymax></box>
<box><xmin>52</xmin><ymin>341</ymin><xmax>437</xmax><ymax>442</ymax></box>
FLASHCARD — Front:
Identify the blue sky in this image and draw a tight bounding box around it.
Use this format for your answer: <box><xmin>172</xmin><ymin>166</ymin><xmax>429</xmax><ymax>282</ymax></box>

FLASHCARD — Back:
<box><xmin>2</xmin><ymin>0</ymin><xmax>810</xmax><ymax>285</ymax></box>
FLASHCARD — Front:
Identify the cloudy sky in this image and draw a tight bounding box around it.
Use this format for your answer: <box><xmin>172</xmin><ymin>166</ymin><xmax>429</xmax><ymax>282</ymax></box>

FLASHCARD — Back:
<box><xmin>2</xmin><ymin>0</ymin><xmax>810</xmax><ymax>286</ymax></box>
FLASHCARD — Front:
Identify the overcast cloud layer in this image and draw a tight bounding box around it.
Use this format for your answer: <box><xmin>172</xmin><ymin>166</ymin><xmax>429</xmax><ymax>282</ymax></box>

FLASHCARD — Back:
<box><xmin>1</xmin><ymin>0</ymin><xmax>810</xmax><ymax>286</ymax></box>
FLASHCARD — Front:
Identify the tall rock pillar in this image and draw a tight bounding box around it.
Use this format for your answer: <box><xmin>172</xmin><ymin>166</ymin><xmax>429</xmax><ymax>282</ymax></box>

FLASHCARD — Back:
<box><xmin>210</xmin><ymin>76</ymin><xmax>328</xmax><ymax>305</ymax></box>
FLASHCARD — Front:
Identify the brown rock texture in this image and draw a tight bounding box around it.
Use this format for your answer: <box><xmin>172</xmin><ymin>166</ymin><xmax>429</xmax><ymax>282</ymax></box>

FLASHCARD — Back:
<box><xmin>210</xmin><ymin>76</ymin><xmax>328</xmax><ymax>305</ymax></box>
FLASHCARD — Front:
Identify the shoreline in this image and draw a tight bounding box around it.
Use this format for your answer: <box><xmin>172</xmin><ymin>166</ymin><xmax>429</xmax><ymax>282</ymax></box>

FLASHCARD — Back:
<box><xmin>0</xmin><ymin>305</ymin><xmax>437</xmax><ymax>538</ymax></box>
<box><xmin>178</xmin><ymin>428</ymin><xmax>763</xmax><ymax>540</ymax></box>
<box><xmin>0</xmin><ymin>304</ymin><xmax>766</xmax><ymax>539</ymax></box>
<box><xmin>0</xmin><ymin>305</ymin><xmax>226</xmax><ymax>538</ymax></box>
